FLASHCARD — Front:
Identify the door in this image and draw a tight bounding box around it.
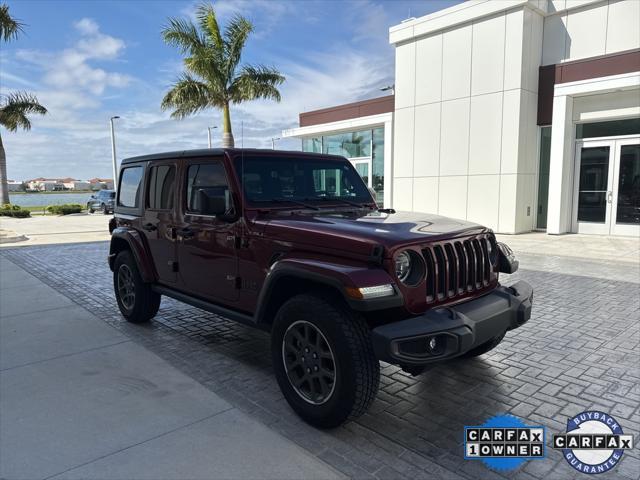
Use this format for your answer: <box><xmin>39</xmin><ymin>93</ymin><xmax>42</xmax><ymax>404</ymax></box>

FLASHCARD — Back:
<box><xmin>573</xmin><ymin>137</ymin><xmax>640</xmax><ymax>236</ymax></box>
<box><xmin>611</xmin><ymin>138</ymin><xmax>640</xmax><ymax>236</ymax></box>
<box><xmin>351</xmin><ymin>158</ymin><xmax>372</xmax><ymax>188</ymax></box>
<box><xmin>177</xmin><ymin>159</ymin><xmax>239</xmax><ymax>303</ymax></box>
<box><xmin>142</xmin><ymin>162</ymin><xmax>178</xmax><ymax>284</ymax></box>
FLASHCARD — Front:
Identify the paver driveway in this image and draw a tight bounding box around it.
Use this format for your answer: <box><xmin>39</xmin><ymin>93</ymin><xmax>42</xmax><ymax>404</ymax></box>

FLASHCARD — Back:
<box><xmin>1</xmin><ymin>242</ymin><xmax>638</xmax><ymax>480</ymax></box>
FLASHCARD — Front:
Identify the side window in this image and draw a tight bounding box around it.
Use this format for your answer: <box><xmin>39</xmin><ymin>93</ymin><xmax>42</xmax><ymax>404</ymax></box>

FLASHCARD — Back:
<box><xmin>118</xmin><ymin>166</ymin><xmax>143</xmax><ymax>208</ymax></box>
<box><xmin>186</xmin><ymin>162</ymin><xmax>231</xmax><ymax>214</ymax></box>
<box><xmin>147</xmin><ymin>164</ymin><xmax>176</xmax><ymax>210</ymax></box>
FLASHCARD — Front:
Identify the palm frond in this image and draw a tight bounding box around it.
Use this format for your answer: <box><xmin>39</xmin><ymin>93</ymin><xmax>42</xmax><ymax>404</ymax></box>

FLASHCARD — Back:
<box><xmin>223</xmin><ymin>14</ymin><xmax>253</xmax><ymax>79</ymax></box>
<box><xmin>0</xmin><ymin>4</ymin><xmax>24</xmax><ymax>42</ymax></box>
<box><xmin>0</xmin><ymin>91</ymin><xmax>47</xmax><ymax>132</ymax></box>
<box><xmin>196</xmin><ymin>3</ymin><xmax>223</xmax><ymax>51</ymax></box>
<box><xmin>161</xmin><ymin>74</ymin><xmax>215</xmax><ymax>118</ymax></box>
<box><xmin>229</xmin><ymin>65</ymin><xmax>284</xmax><ymax>103</ymax></box>
<box><xmin>161</xmin><ymin>17</ymin><xmax>207</xmax><ymax>55</ymax></box>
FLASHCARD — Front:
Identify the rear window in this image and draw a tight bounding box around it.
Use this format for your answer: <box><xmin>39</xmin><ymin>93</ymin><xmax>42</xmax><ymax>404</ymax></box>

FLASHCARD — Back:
<box><xmin>118</xmin><ymin>167</ymin><xmax>143</xmax><ymax>208</ymax></box>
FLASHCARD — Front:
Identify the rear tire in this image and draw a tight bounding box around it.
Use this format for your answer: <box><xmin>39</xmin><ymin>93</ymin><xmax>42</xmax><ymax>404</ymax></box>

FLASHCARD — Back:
<box><xmin>113</xmin><ymin>250</ymin><xmax>160</xmax><ymax>323</ymax></box>
<box><xmin>461</xmin><ymin>331</ymin><xmax>506</xmax><ymax>358</ymax></box>
<box><xmin>271</xmin><ymin>293</ymin><xmax>379</xmax><ymax>428</ymax></box>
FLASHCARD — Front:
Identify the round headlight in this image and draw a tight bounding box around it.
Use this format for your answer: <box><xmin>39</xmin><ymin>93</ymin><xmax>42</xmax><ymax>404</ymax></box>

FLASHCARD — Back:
<box><xmin>395</xmin><ymin>251</ymin><xmax>412</xmax><ymax>283</ymax></box>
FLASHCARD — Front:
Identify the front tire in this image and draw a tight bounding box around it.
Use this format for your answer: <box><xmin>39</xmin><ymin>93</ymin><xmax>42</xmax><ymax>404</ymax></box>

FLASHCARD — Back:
<box><xmin>113</xmin><ymin>250</ymin><xmax>160</xmax><ymax>323</ymax></box>
<box><xmin>271</xmin><ymin>293</ymin><xmax>379</xmax><ymax>428</ymax></box>
<box><xmin>87</xmin><ymin>203</ymin><xmax>94</xmax><ymax>214</ymax></box>
<box><xmin>102</xmin><ymin>203</ymin><xmax>109</xmax><ymax>215</ymax></box>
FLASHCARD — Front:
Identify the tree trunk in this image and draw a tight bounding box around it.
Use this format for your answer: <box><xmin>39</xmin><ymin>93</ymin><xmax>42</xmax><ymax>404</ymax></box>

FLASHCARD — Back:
<box><xmin>221</xmin><ymin>102</ymin><xmax>234</xmax><ymax>148</ymax></box>
<box><xmin>0</xmin><ymin>133</ymin><xmax>9</xmax><ymax>205</ymax></box>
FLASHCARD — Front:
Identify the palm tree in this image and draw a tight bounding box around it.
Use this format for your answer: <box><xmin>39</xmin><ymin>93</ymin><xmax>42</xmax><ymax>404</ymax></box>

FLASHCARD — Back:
<box><xmin>0</xmin><ymin>4</ymin><xmax>47</xmax><ymax>204</ymax></box>
<box><xmin>161</xmin><ymin>3</ymin><xmax>284</xmax><ymax>148</ymax></box>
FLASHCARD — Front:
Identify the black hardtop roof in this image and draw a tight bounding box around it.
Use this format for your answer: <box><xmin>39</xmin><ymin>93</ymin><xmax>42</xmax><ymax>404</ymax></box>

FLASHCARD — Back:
<box><xmin>120</xmin><ymin>148</ymin><xmax>347</xmax><ymax>165</ymax></box>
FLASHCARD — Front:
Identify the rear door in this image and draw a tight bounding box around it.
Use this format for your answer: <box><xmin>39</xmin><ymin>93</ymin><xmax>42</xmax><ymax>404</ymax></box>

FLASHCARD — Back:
<box><xmin>142</xmin><ymin>160</ymin><xmax>178</xmax><ymax>284</ymax></box>
<box><xmin>176</xmin><ymin>157</ymin><xmax>239</xmax><ymax>303</ymax></box>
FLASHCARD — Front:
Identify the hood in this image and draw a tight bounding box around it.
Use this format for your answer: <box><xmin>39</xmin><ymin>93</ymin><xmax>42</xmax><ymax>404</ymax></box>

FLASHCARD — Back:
<box><xmin>260</xmin><ymin>210</ymin><xmax>488</xmax><ymax>255</ymax></box>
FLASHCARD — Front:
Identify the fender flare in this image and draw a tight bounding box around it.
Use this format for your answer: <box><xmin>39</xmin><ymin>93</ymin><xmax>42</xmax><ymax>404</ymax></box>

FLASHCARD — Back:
<box><xmin>108</xmin><ymin>228</ymin><xmax>157</xmax><ymax>283</ymax></box>
<box><xmin>254</xmin><ymin>259</ymin><xmax>402</xmax><ymax>326</ymax></box>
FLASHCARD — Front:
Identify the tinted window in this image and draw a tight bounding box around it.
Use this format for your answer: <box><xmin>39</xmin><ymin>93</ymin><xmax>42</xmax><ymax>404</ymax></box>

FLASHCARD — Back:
<box><xmin>234</xmin><ymin>156</ymin><xmax>372</xmax><ymax>205</ymax></box>
<box><xmin>186</xmin><ymin>162</ymin><xmax>231</xmax><ymax>214</ymax></box>
<box><xmin>147</xmin><ymin>165</ymin><xmax>175</xmax><ymax>210</ymax></box>
<box><xmin>118</xmin><ymin>167</ymin><xmax>143</xmax><ymax>208</ymax></box>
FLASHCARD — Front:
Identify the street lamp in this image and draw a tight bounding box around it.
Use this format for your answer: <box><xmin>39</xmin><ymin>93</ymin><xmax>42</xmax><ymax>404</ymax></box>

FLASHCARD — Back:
<box><xmin>207</xmin><ymin>126</ymin><xmax>218</xmax><ymax>148</ymax></box>
<box><xmin>110</xmin><ymin>116</ymin><xmax>120</xmax><ymax>192</ymax></box>
<box><xmin>271</xmin><ymin>137</ymin><xmax>280</xmax><ymax>150</ymax></box>
<box><xmin>380</xmin><ymin>85</ymin><xmax>395</xmax><ymax>95</ymax></box>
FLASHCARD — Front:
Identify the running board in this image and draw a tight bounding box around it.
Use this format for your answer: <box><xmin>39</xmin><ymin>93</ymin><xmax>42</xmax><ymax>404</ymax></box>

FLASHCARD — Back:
<box><xmin>152</xmin><ymin>285</ymin><xmax>263</xmax><ymax>330</ymax></box>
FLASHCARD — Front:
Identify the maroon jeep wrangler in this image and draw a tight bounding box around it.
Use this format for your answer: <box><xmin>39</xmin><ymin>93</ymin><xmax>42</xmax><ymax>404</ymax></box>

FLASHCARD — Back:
<box><xmin>108</xmin><ymin>149</ymin><xmax>532</xmax><ymax>428</ymax></box>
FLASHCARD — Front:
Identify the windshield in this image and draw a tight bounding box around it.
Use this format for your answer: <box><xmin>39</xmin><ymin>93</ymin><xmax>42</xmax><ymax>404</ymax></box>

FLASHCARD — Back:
<box><xmin>234</xmin><ymin>156</ymin><xmax>373</xmax><ymax>207</ymax></box>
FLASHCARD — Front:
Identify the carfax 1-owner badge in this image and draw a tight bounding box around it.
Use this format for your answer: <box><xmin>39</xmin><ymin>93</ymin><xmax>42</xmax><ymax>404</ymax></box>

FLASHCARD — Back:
<box><xmin>553</xmin><ymin>411</ymin><xmax>634</xmax><ymax>474</ymax></box>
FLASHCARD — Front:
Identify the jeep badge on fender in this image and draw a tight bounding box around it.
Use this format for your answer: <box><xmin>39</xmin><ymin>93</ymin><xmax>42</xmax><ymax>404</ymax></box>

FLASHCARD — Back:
<box><xmin>107</xmin><ymin>148</ymin><xmax>533</xmax><ymax>428</ymax></box>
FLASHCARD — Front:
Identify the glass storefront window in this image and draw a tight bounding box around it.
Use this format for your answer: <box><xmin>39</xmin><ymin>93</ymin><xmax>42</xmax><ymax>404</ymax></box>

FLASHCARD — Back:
<box><xmin>536</xmin><ymin>126</ymin><xmax>551</xmax><ymax>229</ymax></box>
<box><xmin>322</xmin><ymin>130</ymin><xmax>371</xmax><ymax>158</ymax></box>
<box><xmin>372</xmin><ymin>127</ymin><xmax>384</xmax><ymax>206</ymax></box>
<box><xmin>302</xmin><ymin>137</ymin><xmax>322</xmax><ymax>153</ymax></box>
<box><xmin>576</xmin><ymin>118</ymin><xmax>640</xmax><ymax>139</ymax></box>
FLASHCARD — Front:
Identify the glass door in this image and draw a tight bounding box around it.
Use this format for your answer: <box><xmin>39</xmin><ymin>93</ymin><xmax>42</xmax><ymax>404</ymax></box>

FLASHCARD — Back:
<box><xmin>573</xmin><ymin>140</ymin><xmax>615</xmax><ymax>234</ymax></box>
<box><xmin>573</xmin><ymin>137</ymin><xmax>640</xmax><ymax>236</ymax></box>
<box><xmin>611</xmin><ymin>138</ymin><xmax>640</xmax><ymax>236</ymax></box>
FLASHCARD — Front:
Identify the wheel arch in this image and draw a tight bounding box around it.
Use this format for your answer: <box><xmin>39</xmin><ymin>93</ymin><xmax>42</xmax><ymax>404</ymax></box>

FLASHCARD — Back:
<box><xmin>108</xmin><ymin>228</ymin><xmax>157</xmax><ymax>283</ymax></box>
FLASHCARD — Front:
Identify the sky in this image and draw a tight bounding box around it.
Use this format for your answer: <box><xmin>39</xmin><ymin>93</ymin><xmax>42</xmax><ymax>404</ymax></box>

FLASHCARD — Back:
<box><xmin>1</xmin><ymin>0</ymin><xmax>460</xmax><ymax>181</ymax></box>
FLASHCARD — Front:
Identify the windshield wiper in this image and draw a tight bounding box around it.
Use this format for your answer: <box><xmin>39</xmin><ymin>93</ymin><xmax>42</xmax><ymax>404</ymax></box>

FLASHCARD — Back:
<box><xmin>269</xmin><ymin>198</ymin><xmax>319</xmax><ymax>210</ymax></box>
<box><xmin>308</xmin><ymin>197</ymin><xmax>373</xmax><ymax>209</ymax></box>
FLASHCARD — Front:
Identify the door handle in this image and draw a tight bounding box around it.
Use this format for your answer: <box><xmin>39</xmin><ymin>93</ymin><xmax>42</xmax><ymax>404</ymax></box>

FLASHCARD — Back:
<box><xmin>177</xmin><ymin>227</ymin><xmax>195</xmax><ymax>239</ymax></box>
<box><xmin>607</xmin><ymin>191</ymin><xmax>613</xmax><ymax>204</ymax></box>
<box><xmin>142</xmin><ymin>223</ymin><xmax>157</xmax><ymax>232</ymax></box>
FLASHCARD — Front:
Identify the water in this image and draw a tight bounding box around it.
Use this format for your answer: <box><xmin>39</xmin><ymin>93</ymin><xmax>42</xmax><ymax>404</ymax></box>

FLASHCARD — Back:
<box><xmin>8</xmin><ymin>192</ymin><xmax>94</xmax><ymax>207</ymax></box>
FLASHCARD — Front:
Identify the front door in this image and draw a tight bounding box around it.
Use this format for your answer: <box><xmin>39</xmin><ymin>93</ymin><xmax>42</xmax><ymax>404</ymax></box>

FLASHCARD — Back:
<box><xmin>176</xmin><ymin>159</ymin><xmax>239</xmax><ymax>303</ymax></box>
<box><xmin>573</xmin><ymin>137</ymin><xmax>640</xmax><ymax>236</ymax></box>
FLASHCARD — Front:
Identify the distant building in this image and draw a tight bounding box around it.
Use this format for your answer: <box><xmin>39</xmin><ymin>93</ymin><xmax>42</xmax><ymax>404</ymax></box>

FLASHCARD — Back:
<box><xmin>60</xmin><ymin>178</ymin><xmax>91</xmax><ymax>190</ymax></box>
<box><xmin>26</xmin><ymin>178</ymin><xmax>64</xmax><ymax>191</ymax></box>
<box><xmin>89</xmin><ymin>178</ymin><xmax>114</xmax><ymax>190</ymax></box>
<box><xmin>6</xmin><ymin>180</ymin><xmax>24</xmax><ymax>192</ymax></box>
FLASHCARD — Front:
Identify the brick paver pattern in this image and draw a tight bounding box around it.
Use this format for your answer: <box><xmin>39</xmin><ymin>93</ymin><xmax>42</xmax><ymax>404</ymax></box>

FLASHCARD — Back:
<box><xmin>2</xmin><ymin>242</ymin><xmax>639</xmax><ymax>480</ymax></box>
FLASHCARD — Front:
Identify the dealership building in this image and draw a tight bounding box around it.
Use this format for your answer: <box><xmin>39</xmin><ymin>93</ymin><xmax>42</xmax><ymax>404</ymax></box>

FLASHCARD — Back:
<box><xmin>283</xmin><ymin>0</ymin><xmax>639</xmax><ymax>236</ymax></box>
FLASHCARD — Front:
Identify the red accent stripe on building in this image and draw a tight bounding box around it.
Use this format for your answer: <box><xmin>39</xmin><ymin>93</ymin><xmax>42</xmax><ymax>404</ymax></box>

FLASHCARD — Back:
<box><xmin>538</xmin><ymin>49</ymin><xmax>640</xmax><ymax>125</ymax></box>
<box><xmin>299</xmin><ymin>95</ymin><xmax>395</xmax><ymax>127</ymax></box>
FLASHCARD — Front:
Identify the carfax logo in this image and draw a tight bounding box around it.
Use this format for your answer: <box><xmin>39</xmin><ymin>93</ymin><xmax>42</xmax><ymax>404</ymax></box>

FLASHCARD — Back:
<box><xmin>464</xmin><ymin>414</ymin><xmax>545</xmax><ymax>471</ymax></box>
<box><xmin>553</xmin><ymin>411</ymin><xmax>634</xmax><ymax>474</ymax></box>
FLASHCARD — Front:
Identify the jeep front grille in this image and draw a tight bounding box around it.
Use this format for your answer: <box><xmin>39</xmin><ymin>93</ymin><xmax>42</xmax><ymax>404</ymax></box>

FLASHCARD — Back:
<box><xmin>422</xmin><ymin>235</ymin><xmax>494</xmax><ymax>303</ymax></box>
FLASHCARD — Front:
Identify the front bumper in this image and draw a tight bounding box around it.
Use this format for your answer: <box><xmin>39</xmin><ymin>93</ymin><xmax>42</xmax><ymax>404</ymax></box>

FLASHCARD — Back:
<box><xmin>371</xmin><ymin>280</ymin><xmax>533</xmax><ymax>366</ymax></box>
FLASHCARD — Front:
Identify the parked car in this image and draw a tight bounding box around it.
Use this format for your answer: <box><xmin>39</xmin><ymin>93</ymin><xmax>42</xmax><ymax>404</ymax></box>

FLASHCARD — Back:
<box><xmin>108</xmin><ymin>149</ymin><xmax>533</xmax><ymax>428</ymax></box>
<box><xmin>87</xmin><ymin>190</ymin><xmax>115</xmax><ymax>214</ymax></box>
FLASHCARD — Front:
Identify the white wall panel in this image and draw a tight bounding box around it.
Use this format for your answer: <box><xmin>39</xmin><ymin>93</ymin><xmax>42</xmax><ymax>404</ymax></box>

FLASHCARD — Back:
<box><xmin>542</xmin><ymin>13</ymin><xmax>567</xmax><ymax>65</ymax></box>
<box><xmin>442</xmin><ymin>24</ymin><xmax>472</xmax><ymax>100</ymax></box>
<box><xmin>467</xmin><ymin>175</ymin><xmax>500</xmax><ymax>230</ymax></box>
<box><xmin>395</xmin><ymin>42</ymin><xmax>416</xmax><ymax>109</ymax></box>
<box><xmin>515</xmin><ymin>174</ymin><xmax>536</xmax><ymax>232</ymax></box>
<box><xmin>438</xmin><ymin>176</ymin><xmax>468</xmax><ymax>220</ymax></box>
<box><xmin>415</xmin><ymin>34</ymin><xmax>443</xmax><ymax>105</ymax></box>
<box><xmin>504</xmin><ymin>9</ymin><xmax>525</xmax><ymax>91</ymax></box>
<box><xmin>564</xmin><ymin>3</ymin><xmax>607</xmax><ymax>61</ymax></box>
<box><xmin>413</xmin><ymin>103</ymin><xmax>441</xmax><ymax>177</ymax></box>
<box><xmin>500</xmin><ymin>89</ymin><xmax>523</xmax><ymax>174</ymax></box>
<box><xmin>393</xmin><ymin>178</ymin><xmax>413</xmax><ymax>210</ymax></box>
<box><xmin>393</xmin><ymin>108</ymin><xmax>415</xmax><ymax>178</ymax></box>
<box><xmin>471</xmin><ymin>13</ymin><xmax>506</xmax><ymax>95</ymax></box>
<box><xmin>413</xmin><ymin>177</ymin><xmax>439</xmax><ymax>214</ymax></box>
<box><xmin>439</xmin><ymin>98</ymin><xmax>470</xmax><ymax>176</ymax></box>
<box><xmin>469</xmin><ymin>92</ymin><xmax>503</xmax><ymax>175</ymax></box>
<box><xmin>606</xmin><ymin>0</ymin><xmax>640</xmax><ymax>54</ymax></box>
<box><xmin>498</xmin><ymin>174</ymin><xmax>518</xmax><ymax>233</ymax></box>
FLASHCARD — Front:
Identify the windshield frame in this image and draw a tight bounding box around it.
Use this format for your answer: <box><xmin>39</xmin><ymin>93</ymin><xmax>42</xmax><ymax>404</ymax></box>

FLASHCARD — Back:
<box><xmin>231</xmin><ymin>153</ymin><xmax>376</xmax><ymax>210</ymax></box>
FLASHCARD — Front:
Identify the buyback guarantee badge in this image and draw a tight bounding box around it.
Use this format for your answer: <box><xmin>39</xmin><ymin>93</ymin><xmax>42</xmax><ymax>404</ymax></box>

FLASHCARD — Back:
<box><xmin>464</xmin><ymin>414</ymin><xmax>545</xmax><ymax>471</ymax></box>
<box><xmin>553</xmin><ymin>411</ymin><xmax>634</xmax><ymax>474</ymax></box>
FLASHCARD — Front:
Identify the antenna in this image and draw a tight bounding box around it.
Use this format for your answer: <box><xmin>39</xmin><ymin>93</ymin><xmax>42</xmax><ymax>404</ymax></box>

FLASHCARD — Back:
<box><xmin>240</xmin><ymin>119</ymin><xmax>245</xmax><ymax>241</ymax></box>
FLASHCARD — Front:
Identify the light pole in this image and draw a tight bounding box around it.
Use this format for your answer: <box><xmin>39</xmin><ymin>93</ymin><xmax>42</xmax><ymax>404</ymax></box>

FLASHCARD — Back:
<box><xmin>208</xmin><ymin>126</ymin><xmax>218</xmax><ymax>148</ymax></box>
<box><xmin>110</xmin><ymin>116</ymin><xmax>120</xmax><ymax>192</ymax></box>
<box><xmin>380</xmin><ymin>84</ymin><xmax>395</xmax><ymax>95</ymax></box>
<box><xmin>271</xmin><ymin>137</ymin><xmax>280</xmax><ymax>150</ymax></box>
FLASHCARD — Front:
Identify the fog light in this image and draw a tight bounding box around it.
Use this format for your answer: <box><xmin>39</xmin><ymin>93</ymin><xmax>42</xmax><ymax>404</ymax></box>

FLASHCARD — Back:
<box><xmin>428</xmin><ymin>337</ymin><xmax>438</xmax><ymax>352</ymax></box>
